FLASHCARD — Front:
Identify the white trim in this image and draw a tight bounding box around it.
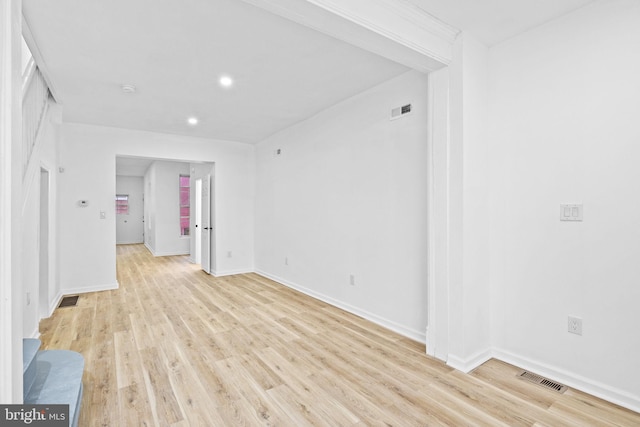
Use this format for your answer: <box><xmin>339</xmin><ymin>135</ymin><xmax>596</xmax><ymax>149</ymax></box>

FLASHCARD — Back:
<box><xmin>442</xmin><ymin>346</ymin><xmax>640</xmax><ymax>413</ymax></box>
<box><xmin>492</xmin><ymin>348</ymin><xmax>640</xmax><ymax>414</ymax></box>
<box><xmin>255</xmin><ymin>270</ymin><xmax>426</xmax><ymax>343</ymax></box>
<box><xmin>446</xmin><ymin>349</ymin><xmax>492</xmax><ymax>373</ymax></box>
<box><xmin>239</xmin><ymin>0</ymin><xmax>456</xmax><ymax>72</ymax></box>
<box><xmin>0</xmin><ymin>0</ymin><xmax>23</xmax><ymax>404</ymax></box>
<box><xmin>60</xmin><ymin>282</ymin><xmax>119</xmax><ymax>296</ymax></box>
<box><xmin>213</xmin><ymin>269</ymin><xmax>254</xmax><ymax>277</ymax></box>
<box><xmin>144</xmin><ymin>241</ymin><xmax>154</xmax><ymax>255</ymax></box>
<box><xmin>425</xmin><ymin>67</ymin><xmax>437</xmax><ymax>358</ymax></box>
<box><xmin>116</xmin><ymin>240</ymin><xmax>144</xmax><ymax>245</ymax></box>
<box><xmin>144</xmin><ymin>242</ymin><xmax>189</xmax><ymax>257</ymax></box>
<box><xmin>21</xmin><ymin>56</ymin><xmax>35</xmax><ymax>94</ymax></box>
<box><xmin>47</xmin><ymin>291</ymin><xmax>63</xmax><ymax>318</ymax></box>
<box><xmin>306</xmin><ymin>0</ymin><xmax>458</xmax><ymax>62</ymax></box>
<box><xmin>425</xmin><ymin>67</ymin><xmax>451</xmax><ymax>362</ymax></box>
<box><xmin>149</xmin><ymin>249</ymin><xmax>190</xmax><ymax>257</ymax></box>
<box><xmin>21</xmin><ymin>15</ymin><xmax>60</xmax><ymax>102</ymax></box>
<box><xmin>21</xmin><ymin>96</ymin><xmax>51</xmax><ymax>211</ymax></box>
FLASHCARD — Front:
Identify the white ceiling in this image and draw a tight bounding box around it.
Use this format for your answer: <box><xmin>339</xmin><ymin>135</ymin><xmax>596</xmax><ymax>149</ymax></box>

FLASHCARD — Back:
<box><xmin>22</xmin><ymin>0</ymin><xmax>409</xmax><ymax>144</ymax></box>
<box><xmin>23</xmin><ymin>0</ymin><xmax>598</xmax><ymax>143</ymax></box>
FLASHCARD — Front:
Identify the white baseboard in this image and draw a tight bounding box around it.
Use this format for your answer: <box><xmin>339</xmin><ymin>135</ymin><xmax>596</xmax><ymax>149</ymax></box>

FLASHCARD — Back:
<box><xmin>442</xmin><ymin>346</ymin><xmax>640</xmax><ymax>412</ymax></box>
<box><xmin>146</xmin><ymin>246</ymin><xmax>190</xmax><ymax>257</ymax></box>
<box><xmin>213</xmin><ymin>269</ymin><xmax>254</xmax><ymax>277</ymax></box>
<box><xmin>116</xmin><ymin>240</ymin><xmax>144</xmax><ymax>245</ymax></box>
<box><xmin>60</xmin><ymin>281</ymin><xmax>119</xmax><ymax>296</ymax></box>
<box><xmin>144</xmin><ymin>242</ymin><xmax>154</xmax><ymax>255</ymax></box>
<box><xmin>446</xmin><ymin>348</ymin><xmax>493</xmax><ymax>373</ymax></box>
<box><xmin>492</xmin><ymin>348</ymin><xmax>640</xmax><ymax>414</ymax></box>
<box><xmin>48</xmin><ymin>291</ymin><xmax>64</xmax><ymax>318</ymax></box>
<box><xmin>255</xmin><ymin>270</ymin><xmax>426</xmax><ymax>343</ymax></box>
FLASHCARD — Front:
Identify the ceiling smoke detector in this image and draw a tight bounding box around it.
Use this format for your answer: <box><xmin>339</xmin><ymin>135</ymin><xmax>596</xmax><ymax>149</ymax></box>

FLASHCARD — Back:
<box><xmin>121</xmin><ymin>84</ymin><xmax>136</xmax><ymax>94</ymax></box>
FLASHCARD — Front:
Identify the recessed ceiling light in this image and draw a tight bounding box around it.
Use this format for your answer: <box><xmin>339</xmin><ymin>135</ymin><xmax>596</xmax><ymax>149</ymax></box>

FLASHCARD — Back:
<box><xmin>219</xmin><ymin>76</ymin><xmax>233</xmax><ymax>88</ymax></box>
<box><xmin>121</xmin><ymin>84</ymin><xmax>136</xmax><ymax>94</ymax></box>
<box><xmin>187</xmin><ymin>117</ymin><xmax>198</xmax><ymax>125</ymax></box>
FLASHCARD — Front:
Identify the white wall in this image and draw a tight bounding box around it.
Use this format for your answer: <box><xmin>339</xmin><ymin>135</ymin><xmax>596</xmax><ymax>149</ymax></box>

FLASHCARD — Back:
<box><xmin>255</xmin><ymin>71</ymin><xmax>430</xmax><ymax>341</ymax></box>
<box><xmin>21</xmin><ymin>100</ymin><xmax>61</xmax><ymax>338</ymax></box>
<box><xmin>115</xmin><ymin>175</ymin><xmax>144</xmax><ymax>245</ymax></box>
<box><xmin>58</xmin><ymin>123</ymin><xmax>255</xmax><ymax>294</ymax></box>
<box><xmin>488</xmin><ymin>0</ymin><xmax>640</xmax><ymax>410</ymax></box>
<box><xmin>144</xmin><ymin>161</ymin><xmax>190</xmax><ymax>256</ymax></box>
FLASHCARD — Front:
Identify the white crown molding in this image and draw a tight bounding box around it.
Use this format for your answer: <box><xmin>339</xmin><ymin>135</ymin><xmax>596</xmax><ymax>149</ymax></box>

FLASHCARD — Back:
<box><xmin>308</xmin><ymin>0</ymin><xmax>459</xmax><ymax>45</ymax></box>
<box><xmin>241</xmin><ymin>0</ymin><xmax>459</xmax><ymax>72</ymax></box>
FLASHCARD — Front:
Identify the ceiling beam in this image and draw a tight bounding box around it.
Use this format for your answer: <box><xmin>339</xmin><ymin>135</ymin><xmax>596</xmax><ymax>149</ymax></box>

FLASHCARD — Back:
<box><xmin>240</xmin><ymin>0</ymin><xmax>460</xmax><ymax>73</ymax></box>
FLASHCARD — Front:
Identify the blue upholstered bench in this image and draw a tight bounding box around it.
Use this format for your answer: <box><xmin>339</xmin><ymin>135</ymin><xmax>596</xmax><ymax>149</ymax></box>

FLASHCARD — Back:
<box><xmin>23</xmin><ymin>339</ymin><xmax>84</xmax><ymax>427</ymax></box>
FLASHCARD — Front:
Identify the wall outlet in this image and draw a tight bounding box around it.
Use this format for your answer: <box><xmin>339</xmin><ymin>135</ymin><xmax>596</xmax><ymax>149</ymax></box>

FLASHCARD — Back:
<box><xmin>568</xmin><ymin>316</ymin><xmax>582</xmax><ymax>335</ymax></box>
<box><xmin>285</xmin><ymin>257</ymin><xmax>288</xmax><ymax>266</ymax></box>
<box><xmin>349</xmin><ymin>275</ymin><xmax>355</xmax><ymax>286</ymax></box>
<box><xmin>227</xmin><ymin>251</ymin><xmax>232</xmax><ymax>258</ymax></box>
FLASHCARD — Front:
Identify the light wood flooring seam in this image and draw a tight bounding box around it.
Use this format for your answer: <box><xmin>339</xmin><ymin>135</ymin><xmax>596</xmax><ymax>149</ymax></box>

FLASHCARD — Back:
<box><xmin>38</xmin><ymin>244</ymin><xmax>640</xmax><ymax>426</ymax></box>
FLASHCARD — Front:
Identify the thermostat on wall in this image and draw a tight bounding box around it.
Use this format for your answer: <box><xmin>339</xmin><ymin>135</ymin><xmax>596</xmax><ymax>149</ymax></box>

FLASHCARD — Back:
<box><xmin>78</xmin><ymin>200</ymin><xmax>89</xmax><ymax>207</ymax></box>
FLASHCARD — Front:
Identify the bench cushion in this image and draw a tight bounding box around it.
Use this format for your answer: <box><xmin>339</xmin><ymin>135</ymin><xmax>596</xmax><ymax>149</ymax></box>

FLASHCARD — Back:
<box><xmin>24</xmin><ymin>350</ymin><xmax>84</xmax><ymax>427</ymax></box>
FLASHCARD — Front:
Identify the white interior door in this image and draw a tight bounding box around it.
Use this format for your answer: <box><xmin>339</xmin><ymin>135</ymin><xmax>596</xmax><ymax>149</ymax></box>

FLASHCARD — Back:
<box><xmin>195</xmin><ymin>179</ymin><xmax>202</xmax><ymax>265</ymax></box>
<box><xmin>201</xmin><ymin>174</ymin><xmax>212</xmax><ymax>274</ymax></box>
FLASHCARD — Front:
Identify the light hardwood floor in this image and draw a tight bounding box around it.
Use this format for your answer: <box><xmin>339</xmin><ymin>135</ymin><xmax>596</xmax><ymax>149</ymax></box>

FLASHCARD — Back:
<box><xmin>40</xmin><ymin>244</ymin><xmax>640</xmax><ymax>426</ymax></box>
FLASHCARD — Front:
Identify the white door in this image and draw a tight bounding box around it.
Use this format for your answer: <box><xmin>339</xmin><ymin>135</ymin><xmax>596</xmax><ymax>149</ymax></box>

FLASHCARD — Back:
<box><xmin>201</xmin><ymin>174</ymin><xmax>212</xmax><ymax>274</ymax></box>
<box><xmin>194</xmin><ymin>179</ymin><xmax>202</xmax><ymax>265</ymax></box>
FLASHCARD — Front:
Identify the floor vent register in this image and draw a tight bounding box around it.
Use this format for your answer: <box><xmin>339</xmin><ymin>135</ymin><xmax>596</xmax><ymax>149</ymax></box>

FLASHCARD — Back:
<box><xmin>58</xmin><ymin>295</ymin><xmax>79</xmax><ymax>308</ymax></box>
<box><xmin>518</xmin><ymin>370</ymin><xmax>568</xmax><ymax>393</ymax></box>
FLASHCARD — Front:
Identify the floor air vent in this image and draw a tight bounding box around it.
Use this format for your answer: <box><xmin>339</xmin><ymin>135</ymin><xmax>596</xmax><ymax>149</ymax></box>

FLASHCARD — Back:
<box><xmin>518</xmin><ymin>370</ymin><xmax>568</xmax><ymax>393</ymax></box>
<box><xmin>58</xmin><ymin>295</ymin><xmax>79</xmax><ymax>308</ymax></box>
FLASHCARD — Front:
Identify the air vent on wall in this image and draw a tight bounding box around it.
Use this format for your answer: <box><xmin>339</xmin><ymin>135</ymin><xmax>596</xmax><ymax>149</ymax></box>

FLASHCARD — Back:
<box><xmin>517</xmin><ymin>370</ymin><xmax>568</xmax><ymax>393</ymax></box>
<box><xmin>390</xmin><ymin>103</ymin><xmax>412</xmax><ymax>120</ymax></box>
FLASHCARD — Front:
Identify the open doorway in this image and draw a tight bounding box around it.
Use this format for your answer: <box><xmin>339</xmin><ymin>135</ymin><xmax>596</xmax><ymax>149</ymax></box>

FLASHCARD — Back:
<box><xmin>115</xmin><ymin>156</ymin><xmax>215</xmax><ymax>271</ymax></box>
<box><xmin>115</xmin><ymin>176</ymin><xmax>144</xmax><ymax>244</ymax></box>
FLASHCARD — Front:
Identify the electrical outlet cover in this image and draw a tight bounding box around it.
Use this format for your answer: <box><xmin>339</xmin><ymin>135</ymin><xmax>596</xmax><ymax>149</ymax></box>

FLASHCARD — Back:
<box><xmin>568</xmin><ymin>316</ymin><xmax>582</xmax><ymax>335</ymax></box>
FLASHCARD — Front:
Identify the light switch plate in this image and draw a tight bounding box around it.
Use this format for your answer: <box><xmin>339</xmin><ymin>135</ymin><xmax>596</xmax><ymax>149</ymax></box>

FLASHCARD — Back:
<box><xmin>560</xmin><ymin>204</ymin><xmax>583</xmax><ymax>221</ymax></box>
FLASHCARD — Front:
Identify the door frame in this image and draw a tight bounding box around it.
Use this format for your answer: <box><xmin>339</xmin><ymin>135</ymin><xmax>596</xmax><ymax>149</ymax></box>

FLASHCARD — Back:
<box><xmin>38</xmin><ymin>166</ymin><xmax>49</xmax><ymax>319</ymax></box>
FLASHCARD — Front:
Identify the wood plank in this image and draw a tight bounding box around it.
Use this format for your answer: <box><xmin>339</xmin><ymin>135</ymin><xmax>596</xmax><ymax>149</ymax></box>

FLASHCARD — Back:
<box><xmin>36</xmin><ymin>244</ymin><xmax>640</xmax><ymax>426</ymax></box>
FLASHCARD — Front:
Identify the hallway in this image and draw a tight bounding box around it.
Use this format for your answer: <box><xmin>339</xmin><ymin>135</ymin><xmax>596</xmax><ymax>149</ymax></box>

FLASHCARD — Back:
<box><xmin>39</xmin><ymin>244</ymin><xmax>640</xmax><ymax>426</ymax></box>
